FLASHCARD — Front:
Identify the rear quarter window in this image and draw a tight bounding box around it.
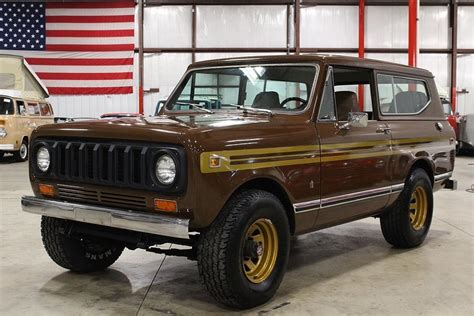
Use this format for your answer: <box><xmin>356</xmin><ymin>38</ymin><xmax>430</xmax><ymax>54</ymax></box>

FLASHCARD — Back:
<box><xmin>39</xmin><ymin>103</ymin><xmax>53</xmax><ymax>116</ymax></box>
<box><xmin>377</xmin><ymin>74</ymin><xmax>430</xmax><ymax>115</ymax></box>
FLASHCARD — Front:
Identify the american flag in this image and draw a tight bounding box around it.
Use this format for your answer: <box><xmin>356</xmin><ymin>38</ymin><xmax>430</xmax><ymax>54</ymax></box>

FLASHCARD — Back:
<box><xmin>0</xmin><ymin>1</ymin><xmax>135</xmax><ymax>95</ymax></box>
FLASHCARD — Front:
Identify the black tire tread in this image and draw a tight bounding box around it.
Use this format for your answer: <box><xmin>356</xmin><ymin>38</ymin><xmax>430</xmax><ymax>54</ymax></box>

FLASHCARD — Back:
<box><xmin>41</xmin><ymin>216</ymin><xmax>123</xmax><ymax>272</ymax></box>
<box><xmin>380</xmin><ymin>168</ymin><xmax>432</xmax><ymax>248</ymax></box>
<box><xmin>197</xmin><ymin>190</ymin><xmax>275</xmax><ymax>308</ymax></box>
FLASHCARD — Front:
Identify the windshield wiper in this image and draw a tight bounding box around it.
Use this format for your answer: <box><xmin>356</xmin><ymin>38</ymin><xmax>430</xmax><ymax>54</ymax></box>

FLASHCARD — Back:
<box><xmin>228</xmin><ymin>104</ymin><xmax>273</xmax><ymax>116</ymax></box>
<box><xmin>176</xmin><ymin>102</ymin><xmax>214</xmax><ymax>114</ymax></box>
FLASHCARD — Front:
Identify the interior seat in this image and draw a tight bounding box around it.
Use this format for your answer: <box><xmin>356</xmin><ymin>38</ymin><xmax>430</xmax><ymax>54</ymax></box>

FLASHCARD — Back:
<box><xmin>252</xmin><ymin>91</ymin><xmax>281</xmax><ymax>110</ymax></box>
<box><xmin>335</xmin><ymin>91</ymin><xmax>359</xmax><ymax>121</ymax></box>
<box><xmin>389</xmin><ymin>91</ymin><xmax>428</xmax><ymax>113</ymax></box>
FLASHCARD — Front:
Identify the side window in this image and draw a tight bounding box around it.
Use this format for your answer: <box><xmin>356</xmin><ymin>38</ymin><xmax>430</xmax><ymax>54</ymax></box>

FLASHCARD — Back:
<box><xmin>27</xmin><ymin>103</ymin><xmax>40</xmax><ymax>115</ymax></box>
<box><xmin>16</xmin><ymin>100</ymin><xmax>26</xmax><ymax>115</ymax></box>
<box><xmin>39</xmin><ymin>103</ymin><xmax>52</xmax><ymax>116</ymax></box>
<box><xmin>318</xmin><ymin>69</ymin><xmax>336</xmax><ymax>121</ymax></box>
<box><xmin>377</xmin><ymin>74</ymin><xmax>430</xmax><ymax>115</ymax></box>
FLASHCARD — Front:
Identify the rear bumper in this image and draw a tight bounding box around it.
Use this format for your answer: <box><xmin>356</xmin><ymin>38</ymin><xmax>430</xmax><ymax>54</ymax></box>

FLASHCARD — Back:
<box><xmin>21</xmin><ymin>196</ymin><xmax>189</xmax><ymax>239</ymax></box>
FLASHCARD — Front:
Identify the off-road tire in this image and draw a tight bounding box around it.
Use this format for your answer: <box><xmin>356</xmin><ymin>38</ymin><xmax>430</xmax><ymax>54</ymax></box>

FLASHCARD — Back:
<box><xmin>380</xmin><ymin>169</ymin><xmax>433</xmax><ymax>248</ymax></box>
<box><xmin>197</xmin><ymin>190</ymin><xmax>290</xmax><ymax>309</ymax></box>
<box><xmin>14</xmin><ymin>139</ymin><xmax>28</xmax><ymax>161</ymax></box>
<box><xmin>41</xmin><ymin>216</ymin><xmax>124</xmax><ymax>272</ymax></box>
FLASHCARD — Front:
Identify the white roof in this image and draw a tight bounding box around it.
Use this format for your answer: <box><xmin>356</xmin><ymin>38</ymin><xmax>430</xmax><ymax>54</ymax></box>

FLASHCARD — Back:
<box><xmin>0</xmin><ymin>54</ymin><xmax>49</xmax><ymax>100</ymax></box>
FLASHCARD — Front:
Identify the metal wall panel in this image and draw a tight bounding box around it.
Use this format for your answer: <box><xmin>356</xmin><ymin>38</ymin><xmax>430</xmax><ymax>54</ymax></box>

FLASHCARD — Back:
<box><xmin>366</xmin><ymin>53</ymin><xmax>407</xmax><ymax>65</ymax></box>
<box><xmin>419</xmin><ymin>6</ymin><xmax>449</xmax><ymax>49</ymax></box>
<box><xmin>144</xmin><ymin>6</ymin><xmax>192</xmax><ymax>48</ymax></box>
<box><xmin>418</xmin><ymin>54</ymin><xmax>450</xmax><ymax>97</ymax></box>
<box><xmin>301</xmin><ymin>6</ymin><xmax>358</xmax><ymax>48</ymax></box>
<box><xmin>366</xmin><ymin>6</ymin><xmax>408</xmax><ymax>48</ymax></box>
<box><xmin>456</xmin><ymin>54</ymin><xmax>474</xmax><ymax>114</ymax></box>
<box><xmin>143</xmin><ymin>53</ymin><xmax>193</xmax><ymax>115</ymax></box>
<box><xmin>196</xmin><ymin>6</ymin><xmax>287</xmax><ymax>48</ymax></box>
<box><xmin>458</xmin><ymin>7</ymin><xmax>474</xmax><ymax>49</ymax></box>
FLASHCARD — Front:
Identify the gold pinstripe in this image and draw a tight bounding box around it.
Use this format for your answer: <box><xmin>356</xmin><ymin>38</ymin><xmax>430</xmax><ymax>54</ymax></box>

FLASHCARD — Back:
<box><xmin>200</xmin><ymin>137</ymin><xmax>448</xmax><ymax>173</ymax></box>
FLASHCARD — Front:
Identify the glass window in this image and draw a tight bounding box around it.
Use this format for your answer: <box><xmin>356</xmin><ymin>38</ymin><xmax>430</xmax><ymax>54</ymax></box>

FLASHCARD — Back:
<box><xmin>39</xmin><ymin>103</ymin><xmax>52</xmax><ymax>116</ymax></box>
<box><xmin>0</xmin><ymin>98</ymin><xmax>14</xmax><ymax>115</ymax></box>
<box><xmin>16</xmin><ymin>100</ymin><xmax>26</xmax><ymax>115</ymax></box>
<box><xmin>27</xmin><ymin>103</ymin><xmax>40</xmax><ymax>115</ymax></box>
<box><xmin>377</xmin><ymin>74</ymin><xmax>430</xmax><ymax>114</ymax></box>
<box><xmin>167</xmin><ymin>65</ymin><xmax>317</xmax><ymax>113</ymax></box>
<box><xmin>318</xmin><ymin>70</ymin><xmax>336</xmax><ymax>121</ymax></box>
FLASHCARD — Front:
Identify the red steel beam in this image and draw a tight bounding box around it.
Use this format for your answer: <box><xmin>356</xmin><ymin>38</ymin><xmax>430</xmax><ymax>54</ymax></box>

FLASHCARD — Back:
<box><xmin>138</xmin><ymin>0</ymin><xmax>144</xmax><ymax>114</ymax></box>
<box><xmin>408</xmin><ymin>0</ymin><xmax>418</xmax><ymax>67</ymax></box>
<box><xmin>358</xmin><ymin>0</ymin><xmax>365</xmax><ymax>111</ymax></box>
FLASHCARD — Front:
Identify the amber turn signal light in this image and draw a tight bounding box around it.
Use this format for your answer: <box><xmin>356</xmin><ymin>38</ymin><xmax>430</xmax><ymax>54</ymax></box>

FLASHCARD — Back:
<box><xmin>38</xmin><ymin>183</ymin><xmax>55</xmax><ymax>197</ymax></box>
<box><xmin>154</xmin><ymin>199</ymin><xmax>177</xmax><ymax>212</ymax></box>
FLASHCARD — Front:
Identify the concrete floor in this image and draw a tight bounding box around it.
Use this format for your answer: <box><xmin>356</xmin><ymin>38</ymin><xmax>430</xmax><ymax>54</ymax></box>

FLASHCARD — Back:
<box><xmin>0</xmin><ymin>155</ymin><xmax>473</xmax><ymax>316</ymax></box>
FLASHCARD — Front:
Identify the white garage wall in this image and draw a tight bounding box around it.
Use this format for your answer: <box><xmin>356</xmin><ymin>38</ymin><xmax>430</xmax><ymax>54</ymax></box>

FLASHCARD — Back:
<box><xmin>196</xmin><ymin>6</ymin><xmax>287</xmax><ymax>48</ymax></box>
<box><xmin>300</xmin><ymin>6</ymin><xmax>358</xmax><ymax>48</ymax></box>
<box><xmin>143</xmin><ymin>53</ymin><xmax>192</xmax><ymax>115</ymax></box>
<box><xmin>419</xmin><ymin>6</ymin><xmax>449</xmax><ymax>49</ymax></box>
<box><xmin>366</xmin><ymin>6</ymin><xmax>408</xmax><ymax>49</ymax></box>
<box><xmin>457</xmin><ymin>54</ymin><xmax>474</xmax><ymax>115</ymax></box>
<box><xmin>144</xmin><ymin>6</ymin><xmax>192</xmax><ymax>48</ymax></box>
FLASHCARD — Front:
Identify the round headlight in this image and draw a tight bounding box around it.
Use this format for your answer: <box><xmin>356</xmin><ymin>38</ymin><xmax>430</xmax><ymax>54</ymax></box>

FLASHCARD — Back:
<box><xmin>155</xmin><ymin>154</ymin><xmax>176</xmax><ymax>185</ymax></box>
<box><xmin>37</xmin><ymin>146</ymin><xmax>50</xmax><ymax>172</ymax></box>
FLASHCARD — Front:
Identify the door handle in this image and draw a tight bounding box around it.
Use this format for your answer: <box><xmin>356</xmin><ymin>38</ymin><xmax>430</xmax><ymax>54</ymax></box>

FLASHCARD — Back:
<box><xmin>376</xmin><ymin>127</ymin><xmax>391</xmax><ymax>135</ymax></box>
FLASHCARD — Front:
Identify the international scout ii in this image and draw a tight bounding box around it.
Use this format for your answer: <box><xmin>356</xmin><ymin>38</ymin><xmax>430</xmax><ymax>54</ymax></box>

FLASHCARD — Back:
<box><xmin>22</xmin><ymin>55</ymin><xmax>456</xmax><ymax>308</ymax></box>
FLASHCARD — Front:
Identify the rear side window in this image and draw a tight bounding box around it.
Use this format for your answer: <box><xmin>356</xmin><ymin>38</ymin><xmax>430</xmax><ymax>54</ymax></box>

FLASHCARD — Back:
<box><xmin>377</xmin><ymin>74</ymin><xmax>430</xmax><ymax>115</ymax></box>
<box><xmin>39</xmin><ymin>103</ymin><xmax>52</xmax><ymax>116</ymax></box>
<box><xmin>27</xmin><ymin>103</ymin><xmax>40</xmax><ymax>115</ymax></box>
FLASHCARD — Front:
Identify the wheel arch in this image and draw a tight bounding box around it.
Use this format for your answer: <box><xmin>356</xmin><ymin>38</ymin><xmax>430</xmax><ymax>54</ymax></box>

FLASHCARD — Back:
<box><xmin>408</xmin><ymin>158</ymin><xmax>434</xmax><ymax>186</ymax></box>
<box><xmin>233</xmin><ymin>177</ymin><xmax>295</xmax><ymax>235</ymax></box>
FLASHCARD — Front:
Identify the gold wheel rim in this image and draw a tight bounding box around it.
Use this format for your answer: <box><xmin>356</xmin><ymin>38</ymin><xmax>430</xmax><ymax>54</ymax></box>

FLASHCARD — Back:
<box><xmin>241</xmin><ymin>218</ymin><xmax>279</xmax><ymax>284</ymax></box>
<box><xmin>409</xmin><ymin>186</ymin><xmax>428</xmax><ymax>231</ymax></box>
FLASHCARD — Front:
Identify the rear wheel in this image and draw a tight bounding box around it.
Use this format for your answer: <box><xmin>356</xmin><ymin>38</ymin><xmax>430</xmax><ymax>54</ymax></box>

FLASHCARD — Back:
<box><xmin>380</xmin><ymin>169</ymin><xmax>433</xmax><ymax>248</ymax></box>
<box><xmin>41</xmin><ymin>217</ymin><xmax>124</xmax><ymax>273</ymax></box>
<box><xmin>197</xmin><ymin>190</ymin><xmax>290</xmax><ymax>309</ymax></box>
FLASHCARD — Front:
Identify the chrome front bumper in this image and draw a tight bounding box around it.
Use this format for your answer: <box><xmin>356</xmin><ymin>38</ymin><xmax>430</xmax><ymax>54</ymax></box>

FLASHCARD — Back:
<box><xmin>0</xmin><ymin>144</ymin><xmax>15</xmax><ymax>151</ymax></box>
<box><xmin>21</xmin><ymin>196</ymin><xmax>190</xmax><ymax>239</ymax></box>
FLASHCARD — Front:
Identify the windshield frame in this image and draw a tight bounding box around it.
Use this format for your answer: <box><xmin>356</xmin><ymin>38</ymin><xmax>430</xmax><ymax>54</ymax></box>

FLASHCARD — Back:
<box><xmin>161</xmin><ymin>63</ymin><xmax>320</xmax><ymax>116</ymax></box>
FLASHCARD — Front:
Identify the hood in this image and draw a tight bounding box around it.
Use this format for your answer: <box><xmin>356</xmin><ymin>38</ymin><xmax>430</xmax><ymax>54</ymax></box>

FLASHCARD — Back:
<box><xmin>31</xmin><ymin>113</ymin><xmax>273</xmax><ymax>144</ymax></box>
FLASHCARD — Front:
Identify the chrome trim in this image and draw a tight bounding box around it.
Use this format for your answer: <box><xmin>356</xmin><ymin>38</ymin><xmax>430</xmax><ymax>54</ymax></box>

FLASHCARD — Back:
<box><xmin>0</xmin><ymin>144</ymin><xmax>14</xmax><ymax>150</ymax></box>
<box><xmin>321</xmin><ymin>192</ymin><xmax>392</xmax><ymax>209</ymax></box>
<box><xmin>434</xmin><ymin>172</ymin><xmax>453</xmax><ymax>182</ymax></box>
<box><xmin>294</xmin><ymin>183</ymin><xmax>405</xmax><ymax>213</ymax></box>
<box><xmin>21</xmin><ymin>196</ymin><xmax>189</xmax><ymax>239</ymax></box>
<box><xmin>391</xmin><ymin>183</ymin><xmax>405</xmax><ymax>192</ymax></box>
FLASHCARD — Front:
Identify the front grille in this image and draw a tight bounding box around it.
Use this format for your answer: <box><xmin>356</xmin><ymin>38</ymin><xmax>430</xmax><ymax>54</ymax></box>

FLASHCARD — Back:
<box><xmin>32</xmin><ymin>139</ymin><xmax>186</xmax><ymax>193</ymax></box>
<box><xmin>57</xmin><ymin>184</ymin><xmax>147</xmax><ymax>210</ymax></box>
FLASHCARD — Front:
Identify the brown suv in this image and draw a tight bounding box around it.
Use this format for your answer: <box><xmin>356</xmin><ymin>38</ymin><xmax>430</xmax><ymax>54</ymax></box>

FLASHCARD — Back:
<box><xmin>22</xmin><ymin>55</ymin><xmax>455</xmax><ymax>309</ymax></box>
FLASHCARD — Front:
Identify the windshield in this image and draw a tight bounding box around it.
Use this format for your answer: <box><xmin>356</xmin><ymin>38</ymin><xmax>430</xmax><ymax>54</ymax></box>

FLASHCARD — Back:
<box><xmin>0</xmin><ymin>98</ymin><xmax>15</xmax><ymax>115</ymax></box>
<box><xmin>166</xmin><ymin>65</ymin><xmax>317</xmax><ymax>113</ymax></box>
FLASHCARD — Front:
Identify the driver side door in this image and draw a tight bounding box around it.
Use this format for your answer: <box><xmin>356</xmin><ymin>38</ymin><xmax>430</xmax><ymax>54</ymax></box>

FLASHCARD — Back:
<box><xmin>314</xmin><ymin>66</ymin><xmax>392</xmax><ymax>228</ymax></box>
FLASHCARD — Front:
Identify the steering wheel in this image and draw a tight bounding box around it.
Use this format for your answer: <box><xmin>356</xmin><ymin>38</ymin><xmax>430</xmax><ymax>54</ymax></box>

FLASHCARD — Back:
<box><xmin>280</xmin><ymin>97</ymin><xmax>307</xmax><ymax>109</ymax></box>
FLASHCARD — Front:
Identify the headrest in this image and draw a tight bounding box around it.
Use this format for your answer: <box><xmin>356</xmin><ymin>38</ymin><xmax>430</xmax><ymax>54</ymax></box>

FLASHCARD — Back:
<box><xmin>252</xmin><ymin>91</ymin><xmax>281</xmax><ymax>109</ymax></box>
<box><xmin>335</xmin><ymin>91</ymin><xmax>359</xmax><ymax>121</ymax></box>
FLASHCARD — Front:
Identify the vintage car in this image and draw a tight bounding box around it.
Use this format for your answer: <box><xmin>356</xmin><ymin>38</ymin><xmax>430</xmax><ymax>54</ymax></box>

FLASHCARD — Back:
<box><xmin>0</xmin><ymin>55</ymin><xmax>54</xmax><ymax>161</ymax></box>
<box><xmin>22</xmin><ymin>55</ymin><xmax>456</xmax><ymax>309</ymax></box>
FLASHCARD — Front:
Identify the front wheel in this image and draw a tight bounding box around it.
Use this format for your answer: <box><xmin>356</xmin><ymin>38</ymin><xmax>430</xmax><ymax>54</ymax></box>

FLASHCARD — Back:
<box><xmin>380</xmin><ymin>169</ymin><xmax>433</xmax><ymax>248</ymax></box>
<box><xmin>41</xmin><ymin>217</ymin><xmax>124</xmax><ymax>272</ymax></box>
<box><xmin>197</xmin><ymin>190</ymin><xmax>290</xmax><ymax>309</ymax></box>
<box><xmin>14</xmin><ymin>139</ymin><xmax>28</xmax><ymax>161</ymax></box>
